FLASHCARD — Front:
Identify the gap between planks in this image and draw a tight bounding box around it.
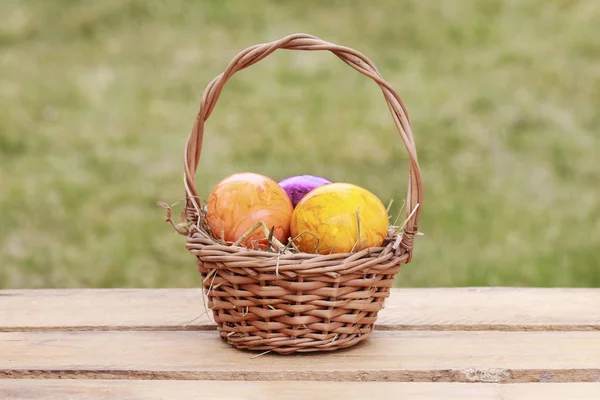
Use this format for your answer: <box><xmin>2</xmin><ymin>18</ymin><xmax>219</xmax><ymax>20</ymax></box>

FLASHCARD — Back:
<box><xmin>1</xmin><ymin>324</ymin><xmax>599</xmax><ymax>333</ymax></box>
<box><xmin>2</xmin><ymin>369</ymin><xmax>600</xmax><ymax>383</ymax></box>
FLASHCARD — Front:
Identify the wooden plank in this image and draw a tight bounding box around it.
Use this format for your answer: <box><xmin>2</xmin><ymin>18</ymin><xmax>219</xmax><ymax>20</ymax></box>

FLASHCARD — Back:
<box><xmin>1</xmin><ymin>288</ymin><xmax>599</xmax><ymax>331</ymax></box>
<box><xmin>1</xmin><ymin>331</ymin><xmax>599</xmax><ymax>382</ymax></box>
<box><xmin>0</xmin><ymin>289</ymin><xmax>209</xmax><ymax>332</ymax></box>
<box><xmin>1</xmin><ymin>380</ymin><xmax>600</xmax><ymax>400</ymax></box>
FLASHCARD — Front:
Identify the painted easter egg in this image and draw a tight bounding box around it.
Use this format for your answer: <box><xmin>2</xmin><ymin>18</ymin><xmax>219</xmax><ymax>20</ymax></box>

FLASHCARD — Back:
<box><xmin>290</xmin><ymin>182</ymin><xmax>389</xmax><ymax>254</ymax></box>
<box><xmin>206</xmin><ymin>172</ymin><xmax>293</xmax><ymax>250</ymax></box>
<box><xmin>278</xmin><ymin>175</ymin><xmax>332</xmax><ymax>207</ymax></box>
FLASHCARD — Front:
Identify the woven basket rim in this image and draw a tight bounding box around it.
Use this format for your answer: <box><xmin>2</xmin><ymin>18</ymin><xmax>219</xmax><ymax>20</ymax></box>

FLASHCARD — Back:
<box><xmin>186</xmin><ymin>232</ymin><xmax>410</xmax><ymax>278</ymax></box>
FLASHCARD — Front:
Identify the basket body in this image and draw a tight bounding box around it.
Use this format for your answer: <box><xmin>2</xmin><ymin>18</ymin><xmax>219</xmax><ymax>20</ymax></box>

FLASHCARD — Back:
<box><xmin>188</xmin><ymin>235</ymin><xmax>408</xmax><ymax>354</ymax></box>
<box><xmin>178</xmin><ymin>33</ymin><xmax>423</xmax><ymax>354</ymax></box>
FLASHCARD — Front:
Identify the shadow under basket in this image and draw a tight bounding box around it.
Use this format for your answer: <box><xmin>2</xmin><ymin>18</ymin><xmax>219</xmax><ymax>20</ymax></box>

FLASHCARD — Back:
<box><xmin>180</xmin><ymin>33</ymin><xmax>424</xmax><ymax>354</ymax></box>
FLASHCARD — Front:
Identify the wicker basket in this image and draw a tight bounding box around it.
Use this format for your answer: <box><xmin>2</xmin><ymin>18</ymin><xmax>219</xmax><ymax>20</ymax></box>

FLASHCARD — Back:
<box><xmin>180</xmin><ymin>33</ymin><xmax>423</xmax><ymax>354</ymax></box>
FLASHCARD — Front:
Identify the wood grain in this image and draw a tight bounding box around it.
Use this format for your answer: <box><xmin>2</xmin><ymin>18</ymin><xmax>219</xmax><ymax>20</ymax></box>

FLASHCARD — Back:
<box><xmin>1</xmin><ymin>380</ymin><xmax>600</xmax><ymax>400</ymax></box>
<box><xmin>1</xmin><ymin>288</ymin><xmax>599</xmax><ymax>331</ymax></box>
<box><xmin>1</xmin><ymin>330</ymin><xmax>599</xmax><ymax>382</ymax></box>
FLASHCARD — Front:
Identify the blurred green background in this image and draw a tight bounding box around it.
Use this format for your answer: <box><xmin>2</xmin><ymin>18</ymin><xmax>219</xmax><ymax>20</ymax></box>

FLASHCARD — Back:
<box><xmin>1</xmin><ymin>0</ymin><xmax>598</xmax><ymax>289</ymax></box>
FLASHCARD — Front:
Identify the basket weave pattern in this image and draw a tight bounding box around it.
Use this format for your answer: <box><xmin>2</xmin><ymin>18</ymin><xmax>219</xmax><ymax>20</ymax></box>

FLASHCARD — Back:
<box><xmin>182</xmin><ymin>33</ymin><xmax>423</xmax><ymax>354</ymax></box>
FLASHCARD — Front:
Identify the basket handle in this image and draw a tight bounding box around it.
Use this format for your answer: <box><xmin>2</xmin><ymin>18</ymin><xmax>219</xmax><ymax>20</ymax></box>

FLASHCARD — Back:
<box><xmin>183</xmin><ymin>33</ymin><xmax>423</xmax><ymax>260</ymax></box>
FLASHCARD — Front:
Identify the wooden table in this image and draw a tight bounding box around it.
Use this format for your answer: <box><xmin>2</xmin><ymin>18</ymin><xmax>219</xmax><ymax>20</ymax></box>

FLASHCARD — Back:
<box><xmin>1</xmin><ymin>288</ymin><xmax>599</xmax><ymax>399</ymax></box>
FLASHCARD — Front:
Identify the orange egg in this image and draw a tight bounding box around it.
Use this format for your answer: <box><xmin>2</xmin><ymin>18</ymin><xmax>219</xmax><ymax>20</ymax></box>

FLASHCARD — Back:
<box><xmin>205</xmin><ymin>172</ymin><xmax>293</xmax><ymax>250</ymax></box>
<box><xmin>290</xmin><ymin>182</ymin><xmax>389</xmax><ymax>254</ymax></box>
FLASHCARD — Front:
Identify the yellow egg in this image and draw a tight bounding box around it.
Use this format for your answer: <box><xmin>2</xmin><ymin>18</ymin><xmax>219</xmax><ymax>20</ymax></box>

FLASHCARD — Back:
<box><xmin>290</xmin><ymin>182</ymin><xmax>389</xmax><ymax>254</ymax></box>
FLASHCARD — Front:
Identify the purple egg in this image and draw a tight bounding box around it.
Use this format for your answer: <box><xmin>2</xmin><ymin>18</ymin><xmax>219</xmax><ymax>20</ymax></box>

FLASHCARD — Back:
<box><xmin>278</xmin><ymin>175</ymin><xmax>333</xmax><ymax>207</ymax></box>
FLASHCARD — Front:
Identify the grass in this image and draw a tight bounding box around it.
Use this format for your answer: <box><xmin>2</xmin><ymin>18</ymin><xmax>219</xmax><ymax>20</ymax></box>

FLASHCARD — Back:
<box><xmin>1</xmin><ymin>0</ymin><xmax>599</xmax><ymax>289</ymax></box>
